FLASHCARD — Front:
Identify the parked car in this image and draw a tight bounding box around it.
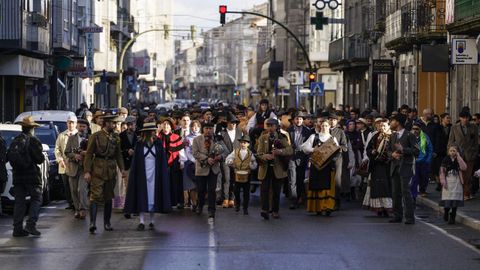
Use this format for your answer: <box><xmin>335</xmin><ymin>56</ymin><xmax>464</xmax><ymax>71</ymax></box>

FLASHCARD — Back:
<box><xmin>15</xmin><ymin>110</ymin><xmax>76</xmax><ymax>133</ymax></box>
<box><xmin>0</xmin><ymin>124</ymin><xmax>51</xmax><ymax>212</ymax></box>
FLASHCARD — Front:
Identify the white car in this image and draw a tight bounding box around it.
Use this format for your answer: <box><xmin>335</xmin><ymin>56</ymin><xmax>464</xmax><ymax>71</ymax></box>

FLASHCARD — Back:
<box><xmin>15</xmin><ymin>110</ymin><xmax>75</xmax><ymax>132</ymax></box>
<box><xmin>0</xmin><ymin>124</ymin><xmax>50</xmax><ymax>211</ymax></box>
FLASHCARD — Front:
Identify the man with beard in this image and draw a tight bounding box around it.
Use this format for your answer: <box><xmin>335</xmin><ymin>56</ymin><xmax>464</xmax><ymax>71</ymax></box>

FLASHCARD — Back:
<box><xmin>84</xmin><ymin>115</ymin><xmax>126</xmax><ymax>234</ymax></box>
<box><xmin>64</xmin><ymin>119</ymin><xmax>90</xmax><ymax>219</ymax></box>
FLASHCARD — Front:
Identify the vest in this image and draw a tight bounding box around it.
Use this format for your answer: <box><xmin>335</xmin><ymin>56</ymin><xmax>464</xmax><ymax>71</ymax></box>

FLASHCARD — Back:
<box><xmin>233</xmin><ymin>148</ymin><xmax>252</xmax><ymax>183</ymax></box>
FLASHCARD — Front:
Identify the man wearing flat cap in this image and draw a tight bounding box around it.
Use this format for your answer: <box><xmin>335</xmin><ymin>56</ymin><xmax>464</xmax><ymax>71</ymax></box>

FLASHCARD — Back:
<box><xmin>84</xmin><ymin>114</ymin><xmax>126</xmax><ymax>234</ymax></box>
<box><xmin>11</xmin><ymin>116</ymin><xmax>45</xmax><ymax>237</ymax></box>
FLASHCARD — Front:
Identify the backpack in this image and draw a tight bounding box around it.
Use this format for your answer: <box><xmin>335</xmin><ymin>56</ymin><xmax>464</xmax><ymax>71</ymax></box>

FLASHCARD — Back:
<box><xmin>7</xmin><ymin>133</ymin><xmax>32</xmax><ymax>170</ymax></box>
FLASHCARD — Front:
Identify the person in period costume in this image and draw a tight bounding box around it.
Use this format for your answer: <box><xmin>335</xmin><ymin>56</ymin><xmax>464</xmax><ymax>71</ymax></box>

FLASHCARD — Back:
<box><xmin>179</xmin><ymin>120</ymin><xmax>202</xmax><ymax>212</ymax></box>
<box><xmin>363</xmin><ymin>119</ymin><xmax>393</xmax><ymax>217</ymax></box>
<box><xmin>192</xmin><ymin>122</ymin><xmax>225</xmax><ymax>218</ymax></box>
<box><xmin>345</xmin><ymin>119</ymin><xmax>364</xmax><ymax>200</ymax></box>
<box><xmin>328</xmin><ymin>113</ymin><xmax>348</xmax><ymax>209</ymax></box>
<box><xmin>246</xmin><ymin>99</ymin><xmax>277</xmax><ymax>133</ymax></box>
<box><xmin>434</xmin><ymin>113</ymin><xmax>452</xmax><ymax>191</ymax></box>
<box><xmin>124</xmin><ymin>122</ymin><xmax>172</xmax><ymax>231</ymax></box>
<box><xmin>157</xmin><ymin>118</ymin><xmax>185</xmax><ymax>208</ymax></box>
<box><xmin>64</xmin><ymin>119</ymin><xmax>90</xmax><ymax>219</ymax></box>
<box><xmin>10</xmin><ymin>116</ymin><xmax>45</xmax><ymax>237</ymax></box>
<box><xmin>225</xmin><ymin>135</ymin><xmax>258</xmax><ymax>215</ymax></box>
<box><xmin>113</xmin><ymin>116</ymin><xmax>127</xmax><ymax>210</ymax></box>
<box><xmin>440</xmin><ymin>146</ymin><xmax>467</xmax><ymax>225</ymax></box>
<box><xmin>90</xmin><ymin>110</ymin><xmax>104</xmax><ymax>134</ymax></box>
<box><xmin>287</xmin><ymin>111</ymin><xmax>312</xmax><ymax>209</ymax></box>
<box><xmin>83</xmin><ymin>114</ymin><xmax>126</xmax><ymax>234</ymax></box>
<box><xmin>119</xmin><ymin>116</ymin><xmax>137</xmax><ymax>218</ymax></box>
<box><xmin>301</xmin><ymin>119</ymin><xmax>338</xmax><ymax>215</ymax></box>
<box><xmin>388</xmin><ymin>114</ymin><xmax>420</xmax><ymax>225</ymax></box>
<box><xmin>55</xmin><ymin>114</ymin><xmax>78</xmax><ymax>211</ymax></box>
<box><xmin>219</xmin><ymin>113</ymin><xmax>242</xmax><ymax>208</ymax></box>
<box><xmin>256</xmin><ymin>118</ymin><xmax>293</xmax><ymax>220</ymax></box>
<box><xmin>448</xmin><ymin>111</ymin><xmax>479</xmax><ymax>200</ymax></box>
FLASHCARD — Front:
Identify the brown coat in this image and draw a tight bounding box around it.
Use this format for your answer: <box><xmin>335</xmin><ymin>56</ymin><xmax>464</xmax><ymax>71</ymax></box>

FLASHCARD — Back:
<box><xmin>192</xmin><ymin>135</ymin><xmax>223</xmax><ymax>176</ymax></box>
<box><xmin>448</xmin><ymin>123</ymin><xmax>479</xmax><ymax>161</ymax></box>
<box><xmin>256</xmin><ymin>132</ymin><xmax>293</xmax><ymax>180</ymax></box>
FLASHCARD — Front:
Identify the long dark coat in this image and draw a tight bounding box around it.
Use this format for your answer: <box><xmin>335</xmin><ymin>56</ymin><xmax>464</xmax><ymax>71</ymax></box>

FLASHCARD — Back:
<box><xmin>124</xmin><ymin>140</ymin><xmax>172</xmax><ymax>214</ymax></box>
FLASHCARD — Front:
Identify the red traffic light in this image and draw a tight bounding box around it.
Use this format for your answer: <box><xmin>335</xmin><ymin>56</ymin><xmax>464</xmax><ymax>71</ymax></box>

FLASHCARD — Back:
<box><xmin>308</xmin><ymin>72</ymin><xmax>316</xmax><ymax>82</ymax></box>
<box><xmin>219</xmin><ymin>5</ymin><xmax>227</xmax><ymax>14</ymax></box>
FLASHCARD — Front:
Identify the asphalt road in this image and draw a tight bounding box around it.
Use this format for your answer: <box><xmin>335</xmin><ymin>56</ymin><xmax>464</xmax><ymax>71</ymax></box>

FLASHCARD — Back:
<box><xmin>0</xmin><ymin>195</ymin><xmax>479</xmax><ymax>270</ymax></box>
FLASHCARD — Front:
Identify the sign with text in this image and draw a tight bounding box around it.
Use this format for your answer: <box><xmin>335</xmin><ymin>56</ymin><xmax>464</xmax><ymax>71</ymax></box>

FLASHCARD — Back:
<box><xmin>452</xmin><ymin>39</ymin><xmax>479</xmax><ymax>64</ymax></box>
<box><xmin>86</xmin><ymin>33</ymin><xmax>94</xmax><ymax>77</ymax></box>
<box><xmin>80</xmin><ymin>26</ymin><xmax>103</xmax><ymax>33</ymax></box>
<box><xmin>372</xmin><ymin>60</ymin><xmax>394</xmax><ymax>74</ymax></box>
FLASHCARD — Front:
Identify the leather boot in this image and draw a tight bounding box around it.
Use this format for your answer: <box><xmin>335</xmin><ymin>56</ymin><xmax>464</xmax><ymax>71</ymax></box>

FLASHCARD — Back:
<box><xmin>443</xmin><ymin>208</ymin><xmax>450</xmax><ymax>222</ymax></box>
<box><xmin>448</xmin><ymin>208</ymin><xmax>457</xmax><ymax>224</ymax></box>
<box><xmin>89</xmin><ymin>203</ymin><xmax>98</xmax><ymax>234</ymax></box>
<box><xmin>104</xmin><ymin>201</ymin><xmax>114</xmax><ymax>231</ymax></box>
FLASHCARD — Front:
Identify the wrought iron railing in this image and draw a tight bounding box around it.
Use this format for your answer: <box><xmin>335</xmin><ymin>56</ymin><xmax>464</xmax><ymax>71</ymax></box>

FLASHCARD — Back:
<box><xmin>454</xmin><ymin>0</ymin><xmax>480</xmax><ymax>22</ymax></box>
<box><xmin>329</xmin><ymin>35</ymin><xmax>369</xmax><ymax>64</ymax></box>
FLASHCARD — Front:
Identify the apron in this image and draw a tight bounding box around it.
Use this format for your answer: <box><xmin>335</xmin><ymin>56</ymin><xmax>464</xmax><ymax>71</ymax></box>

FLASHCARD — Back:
<box><xmin>441</xmin><ymin>171</ymin><xmax>463</xmax><ymax>201</ymax></box>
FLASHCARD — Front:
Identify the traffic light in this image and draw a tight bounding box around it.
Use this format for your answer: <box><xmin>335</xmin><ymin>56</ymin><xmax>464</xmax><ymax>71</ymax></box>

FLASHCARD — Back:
<box><xmin>308</xmin><ymin>72</ymin><xmax>317</xmax><ymax>82</ymax></box>
<box><xmin>233</xmin><ymin>90</ymin><xmax>240</xmax><ymax>96</ymax></box>
<box><xmin>219</xmin><ymin>5</ymin><xmax>227</xmax><ymax>25</ymax></box>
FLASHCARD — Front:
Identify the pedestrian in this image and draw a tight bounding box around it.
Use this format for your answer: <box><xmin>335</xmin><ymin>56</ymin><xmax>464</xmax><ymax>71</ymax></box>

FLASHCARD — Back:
<box><xmin>192</xmin><ymin>122</ymin><xmax>224</xmax><ymax>218</ymax></box>
<box><xmin>0</xmin><ymin>133</ymin><xmax>7</xmax><ymax>217</ymax></box>
<box><xmin>64</xmin><ymin>119</ymin><xmax>90</xmax><ymax>219</ymax></box>
<box><xmin>90</xmin><ymin>110</ymin><xmax>104</xmax><ymax>134</ymax></box>
<box><xmin>55</xmin><ymin>114</ymin><xmax>78</xmax><ymax>211</ymax></box>
<box><xmin>256</xmin><ymin>118</ymin><xmax>293</xmax><ymax>220</ymax></box>
<box><xmin>329</xmin><ymin>113</ymin><xmax>348</xmax><ymax>209</ymax></box>
<box><xmin>434</xmin><ymin>113</ymin><xmax>452</xmax><ymax>191</ymax></box>
<box><xmin>287</xmin><ymin>111</ymin><xmax>312</xmax><ymax>209</ymax></box>
<box><xmin>246</xmin><ymin>99</ymin><xmax>277</xmax><ymax>133</ymax></box>
<box><xmin>301</xmin><ymin>118</ymin><xmax>338</xmax><ymax>215</ymax></box>
<box><xmin>225</xmin><ymin>135</ymin><xmax>257</xmax><ymax>215</ymax></box>
<box><xmin>113</xmin><ymin>116</ymin><xmax>127</xmax><ymax>210</ymax></box>
<box><xmin>219</xmin><ymin>113</ymin><xmax>242</xmax><ymax>208</ymax></box>
<box><xmin>119</xmin><ymin>116</ymin><xmax>137</xmax><ymax>218</ymax></box>
<box><xmin>83</xmin><ymin>114</ymin><xmax>126</xmax><ymax>234</ymax></box>
<box><xmin>440</xmin><ymin>145</ymin><xmax>467</xmax><ymax>224</ymax></box>
<box><xmin>9</xmin><ymin>116</ymin><xmax>45</xmax><ymax>236</ymax></box>
<box><xmin>363</xmin><ymin>119</ymin><xmax>393</xmax><ymax>217</ymax></box>
<box><xmin>448</xmin><ymin>111</ymin><xmax>479</xmax><ymax>200</ymax></box>
<box><xmin>345</xmin><ymin>119</ymin><xmax>363</xmax><ymax>199</ymax></box>
<box><xmin>388</xmin><ymin>114</ymin><xmax>419</xmax><ymax>225</ymax></box>
<box><xmin>179</xmin><ymin>120</ymin><xmax>202</xmax><ymax>212</ymax></box>
<box><xmin>410</xmin><ymin>121</ymin><xmax>433</xmax><ymax>199</ymax></box>
<box><xmin>157</xmin><ymin>117</ymin><xmax>185</xmax><ymax>208</ymax></box>
<box><xmin>124</xmin><ymin>122</ymin><xmax>172</xmax><ymax>231</ymax></box>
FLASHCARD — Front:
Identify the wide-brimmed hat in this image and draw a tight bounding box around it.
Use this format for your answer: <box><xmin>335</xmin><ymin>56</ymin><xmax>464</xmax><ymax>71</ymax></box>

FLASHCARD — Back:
<box><xmin>93</xmin><ymin>110</ymin><xmax>104</xmax><ymax>119</ymax></box>
<box><xmin>139</xmin><ymin>122</ymin><xmax>157</xmax><ymax>132</ymax></box>
<box><xmin>101</xmin><ymin>114</ymin><xmax>117</xmax><ymax>122</ymax></box>
<box><xmin>356</xmin><ymin>118</ymin><xmax>368</xmax><ymax>125</ymax></box>
<box><xmin>292</xmin><ymin>111</ymin><xmax>307</xmax><ymax>119</ymax></box>
<box><xmin>238</xmin><ymin>135</ymin><xmax>250</xmax><ymax>143</ymax></box>
<box><xmin>226</xmin><ymin>113</ymin><xmax>240</xmax><ymax>124</ymax></box>
<box><xmin>18</xmin><ymin>116</ymin><xmax>41</xmax><ymax>128</ymax></box>
<box><xmin>160</xmin><ymin>117</ymin><xmax>176</xmax><ymax>129</ymax></box>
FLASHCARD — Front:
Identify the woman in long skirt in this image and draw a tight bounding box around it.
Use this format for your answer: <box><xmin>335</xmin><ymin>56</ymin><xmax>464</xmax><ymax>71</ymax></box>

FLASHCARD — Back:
<box><xmin>363</xmin><ymin>119</ymin><xmax>393</xmax><ymax>217</ymax></box>
<box><xmin>301</xmin><ymin>118</ymin><xmax>338</xmax><ymax>215</ymax></box>
<box><xmin>124</xmin><ymin>122</ymin><xmax>172</xmax><ymax>231</ymax></box>
<box><xmin>179</xmin><ymin>120</ymin><xmax>202</xmax><ymax>211</ymax></box>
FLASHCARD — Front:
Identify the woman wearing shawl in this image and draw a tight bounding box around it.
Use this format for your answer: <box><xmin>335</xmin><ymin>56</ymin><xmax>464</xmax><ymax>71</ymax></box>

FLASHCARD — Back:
<box><xmin>301</xmin><ymin>119</ymin><xmax>338</xmax><ymax>215</ymax></box>
<box><xmin>124</xmin><ymin>122</ymin><xmax>172</xmax><ymax>231</ymax></box>
<box><xmin>179</xmin><ymin>120</ymin><xmax>202</xmax><ymax>212</ymax></box>
<box><xmin>363</xmin><ymin>119</ymin><xmax>393</xmax><ymax>216</ymax></box>
<box><xmin>410</xmin><ymin>121</ymin><xmax>433</xmax><ymax>199</ymax></box>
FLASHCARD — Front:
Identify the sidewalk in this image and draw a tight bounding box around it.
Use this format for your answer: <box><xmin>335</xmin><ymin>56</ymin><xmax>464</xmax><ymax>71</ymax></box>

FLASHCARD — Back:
<box><xmin>417</xmin><ymin>183</ymin><xmax>480</xmax><ymax>231</ymax></box>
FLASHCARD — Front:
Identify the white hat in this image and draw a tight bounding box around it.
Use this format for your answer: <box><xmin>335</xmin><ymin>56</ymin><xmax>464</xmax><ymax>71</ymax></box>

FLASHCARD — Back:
<box><xmin>67</xmin><ymin>115</ymin><xmax>78</xmax><ymax>122</ymax></box>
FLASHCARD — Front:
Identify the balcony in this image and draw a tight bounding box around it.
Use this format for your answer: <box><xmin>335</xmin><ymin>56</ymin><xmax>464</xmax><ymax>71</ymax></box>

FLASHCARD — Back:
<box><xmin>329</xmin><ymin>35</ymin><xmax>369</xmax><ymax>71</ymax></box>
<box><xmin>447</xmin><ymin>0</ymin><xmax>480</xmax><ymax>34</ymax></box>
<box><xmin>110</xmin><ymin>8</ymin><xmax>133</xmax><ymax>40</ymax></box>
<box><xmin>385</xmin><ymin>0</ymin><xmax>447</xmax><ymax>51</ymax></box>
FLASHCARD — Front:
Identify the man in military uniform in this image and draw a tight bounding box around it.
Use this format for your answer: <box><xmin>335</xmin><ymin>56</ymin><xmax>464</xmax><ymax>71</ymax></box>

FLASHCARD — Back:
<box><xmin>84</xmin><ymin>115</ymin><xmax>126</xmax><ymax>234</ymax></box>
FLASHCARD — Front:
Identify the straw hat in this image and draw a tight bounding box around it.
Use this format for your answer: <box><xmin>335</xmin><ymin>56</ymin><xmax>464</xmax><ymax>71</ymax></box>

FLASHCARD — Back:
<box><xmin>18</xmin><ymin>116</ymin><xmax>41</xmax><ymax>128</ymax></box>
<box><xmin>139</xmin><ymin>122</ymin><xmax>157</xmax><ymax>132</ymax></box>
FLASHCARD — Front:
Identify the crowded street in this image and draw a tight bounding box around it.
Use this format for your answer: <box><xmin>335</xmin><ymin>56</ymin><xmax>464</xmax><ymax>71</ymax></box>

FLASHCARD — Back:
<box><xmin>2</xmin><ymin>0</ymin><xmax>480</xmax><ymax>269</ymax></box>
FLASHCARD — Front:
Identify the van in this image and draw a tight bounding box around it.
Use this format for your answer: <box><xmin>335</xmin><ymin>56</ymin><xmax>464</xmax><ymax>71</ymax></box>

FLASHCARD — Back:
<box><xmin>15</xmin><ymin>110</ymin><xmax>76</xmax><ymax>133</ymax></box>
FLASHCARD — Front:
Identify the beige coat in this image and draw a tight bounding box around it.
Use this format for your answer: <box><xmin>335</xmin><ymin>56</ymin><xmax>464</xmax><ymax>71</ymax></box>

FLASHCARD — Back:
<box><xmin>55</xmin><ymin>130</ymin><xmax>76</xmax><ymax>174</ymax></box>
<box><xmin>192</xmin><ymin>135</ymin><xmax>223</xmax><ymax>176</ymax></box>
<box><xmin>256</xmin><ymin>132</ymin><xmax>293</xmax><ymax>180</ymax></box>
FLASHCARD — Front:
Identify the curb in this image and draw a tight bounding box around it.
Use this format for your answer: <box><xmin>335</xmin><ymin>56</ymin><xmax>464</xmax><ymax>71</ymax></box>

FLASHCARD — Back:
<box><xmin>417</xmin><ymin>196</ymin><xmax>480</xmax><ymax>232</ymax></box>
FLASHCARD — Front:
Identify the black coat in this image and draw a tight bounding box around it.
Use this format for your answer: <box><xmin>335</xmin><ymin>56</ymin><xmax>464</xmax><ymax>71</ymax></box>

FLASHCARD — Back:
<box><xmin>0</xmin><ymin>135</ymin><xmax>7</xmax><ymax>189</ymax></box>
<box><xmin>12</xmin><ymin>133</ymin><xmax>45</xmax><ymax>185</ymax></box>
<box><xmin>119</xmin><ymin>130</ymin><xmax>137</xmax><ymax>170</ymax></box>
<box><xmin>124</xmin><ymin>140</ymin><xmax>172</xmax><ymax>214</ymax></box>
<box><xmin>287</xmin><ymin>125</ymin><xmax>311</xmax><ymax>166</ymax></box>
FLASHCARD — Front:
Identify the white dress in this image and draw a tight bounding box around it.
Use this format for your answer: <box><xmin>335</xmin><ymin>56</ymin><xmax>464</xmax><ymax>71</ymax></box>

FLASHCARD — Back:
<box><xmin>144</xmin><ymin>145</ymin><xmax>156</xmax><ymax>212</ymax></box>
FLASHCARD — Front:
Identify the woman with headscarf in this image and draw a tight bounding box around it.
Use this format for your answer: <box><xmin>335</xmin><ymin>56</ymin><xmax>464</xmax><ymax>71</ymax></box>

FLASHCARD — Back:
<box><xmin>179</xmin><ymin>120</ymin><xmax>202</xmax><ymax>211</ymax></box>
<box><xmin>124</xmin><ymin>122</ymin><xmax>171</xmax><ymax>231</ymax></box>
<box><xmin>363</xmin><ymin>119</ymin><xmax>393</xmax><ymax>216</ymax></box>
<box><xmin>157</xmin><ymin>118</ymin><xmax>185</xmax><ymax>208</ymax></box>
<box><xmin>301</xmin><ymin>118</ymin><xmax>338</xmax><ymax>215</ymax></box>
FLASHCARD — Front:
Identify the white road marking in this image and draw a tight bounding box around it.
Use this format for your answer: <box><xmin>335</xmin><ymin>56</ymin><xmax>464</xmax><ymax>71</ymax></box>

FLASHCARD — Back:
<box><xmin>0</xmin><ymin>238</ymin><xmax>9</xmax><ymax>245</ymax></box>
<box><xmin>420</xmin><ymin>220</ymin><xmax>480</xmax><ymax>255</ymax></box>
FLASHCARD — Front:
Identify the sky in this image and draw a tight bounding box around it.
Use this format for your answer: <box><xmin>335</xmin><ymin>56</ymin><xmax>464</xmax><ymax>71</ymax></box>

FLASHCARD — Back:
<box><xmin>173</xmin><ymin>0</ymin><xmax>267</xmax><ymax>35</ymax></box>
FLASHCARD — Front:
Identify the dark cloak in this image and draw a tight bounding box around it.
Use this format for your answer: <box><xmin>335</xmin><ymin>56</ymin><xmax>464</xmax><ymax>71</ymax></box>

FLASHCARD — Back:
<box><xmin>124</xmin><ymin>140</ymin><xmax>172</xmax><ymax>214</ymax></box>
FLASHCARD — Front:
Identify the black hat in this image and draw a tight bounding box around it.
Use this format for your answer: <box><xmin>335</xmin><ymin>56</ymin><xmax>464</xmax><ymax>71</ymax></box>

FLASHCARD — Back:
<box><xmin>101</xmin><ymin>114</ymin><xmax>117</xmax><ymax>122</ymax></box>
<box><xmin>265</xmin><ymin>118</ymin><xmax>279</xmax><ymax>126</ymax></box>
<box><xmin>238</xmin><ymin>135</ymin><xmax>250</xmax><ymax>143</ymax></box>
<box><xmin>327</xmin><ymin>112</ymin><xmax>338</xmax><ymax>119</ymax></box>
<box><xmin>391</xmin><ymin>114</ymin><xmax>407</xmax><ymax>127</ymax></box>
<box><xmin>226</xmin><ymin>113</ymin><xmax>240</xmax><ymax>124</ymax></box>
<box><xmin>202</xmin><ymin>122</ymin><xmax>215</xmax><ymax>128</ymax></box>
<box><xmin>292</xmin><ymin>111</ymin><xmax>307</xmax><ymax>119</ymax></box>
<box><xmin>77</xmin><ymin>118</ymin><xmax>90</xmax><ymax>126</ymax></box>
<box><xmin>459</xmin><ymin>111</ymin><xmax>471</xmax><ymax>118</ymax></box>
<box><xmin>260</xmin><ymin>99</ymin><xmax>269</xmax><ymax>105</ymax></box>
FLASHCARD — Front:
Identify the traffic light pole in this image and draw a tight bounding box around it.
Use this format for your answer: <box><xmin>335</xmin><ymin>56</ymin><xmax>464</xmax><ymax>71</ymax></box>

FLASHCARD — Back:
<box><xmin>226</xmin><ymin>11</ymin><xmax>314</xmax><ymax>73</ymax></box>
<box><xmin>116</xmin><ymin>27</ymin><xmax>195</xmax><ymax>107</ymax></box>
